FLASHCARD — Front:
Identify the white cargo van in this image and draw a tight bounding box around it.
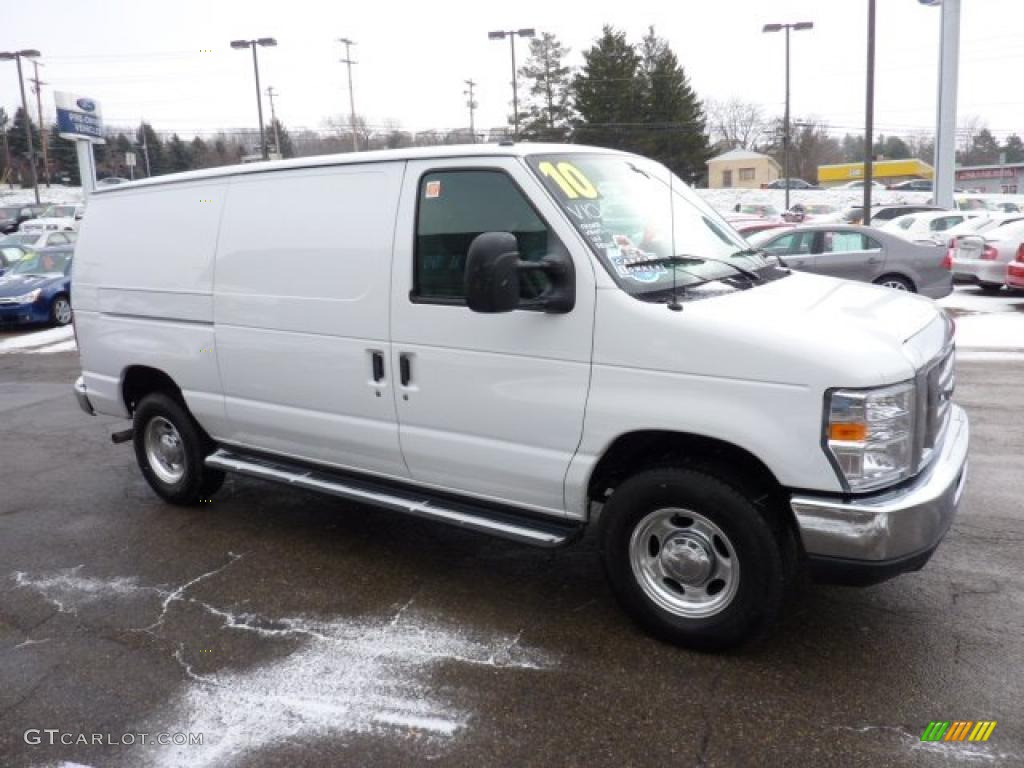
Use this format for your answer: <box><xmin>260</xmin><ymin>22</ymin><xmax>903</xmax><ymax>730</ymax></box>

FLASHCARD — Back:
<box><xmin>72</xmin><ymin>144</ymin><xmax>968</xmax><ymax>649</ymax></box>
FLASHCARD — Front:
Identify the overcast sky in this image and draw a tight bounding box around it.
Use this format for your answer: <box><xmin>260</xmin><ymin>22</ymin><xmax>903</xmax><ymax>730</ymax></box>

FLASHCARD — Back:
<box><xmin>2</xmin><ymin>0</ymin><xmax>1021</xmax><ymax>142</ymax></box>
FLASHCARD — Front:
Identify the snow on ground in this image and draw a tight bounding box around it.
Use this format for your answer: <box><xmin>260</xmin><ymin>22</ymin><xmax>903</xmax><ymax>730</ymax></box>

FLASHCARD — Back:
<box><xmin>939</xmin><ymin>286</ymin><xmax>1024</xmax><ymax>351</ymax></box>
<box><xmin>14</xmin><ymin>563</ymin><xmax>556</xmax><ymax>768</ymax></box>
<box><xmin>0</xmin><ymin>186</ymin><xmax>84</xmax><ymax>206</ymax></box>
<box><xmin>0</xmin><ymin>326</ymin><xmax>75</xmax><ymax>354</ymax></box>
<box><xmin>697</xmin><ymin>187</ymin><xmax>932</xmax><ymax>216</ymax></box>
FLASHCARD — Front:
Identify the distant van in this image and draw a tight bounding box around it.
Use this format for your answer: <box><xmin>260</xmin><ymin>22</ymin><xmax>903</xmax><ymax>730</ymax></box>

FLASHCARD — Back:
<box><xmin>72</xmin><ymin>144</ymin><xmax>968</xmax><ymax>649</ymax></box>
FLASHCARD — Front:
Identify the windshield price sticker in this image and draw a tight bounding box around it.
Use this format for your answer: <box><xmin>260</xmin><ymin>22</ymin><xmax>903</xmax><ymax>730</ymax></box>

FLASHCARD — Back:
<box><xmin>538</xmin><ymin>161</ymin><xmax>599</xmax><ymax>200</ymax></box>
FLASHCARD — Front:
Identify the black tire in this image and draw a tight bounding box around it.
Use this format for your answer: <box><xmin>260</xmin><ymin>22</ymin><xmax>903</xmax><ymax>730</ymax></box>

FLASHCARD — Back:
<box><xmin>50</xmin><ymin>294</ymin><xmax>72</xmax><ymax>326</ymax></box>
<box><xmin>874</xmin><ymin>274</ymin><xmax>915</xmax><ymax>293</ymax></box>
<box><xmin>600</xmin><ymin>467</ymin><xmax>788</xmax><ymax>651</ymax></box>
<box><xmin>978</xmin><ymin>283</ymin><xmax>1003</xmax><ymax>294</ymax></box>
<box><xmin>132</xmin><ymin>392</ymin><xmax>224</xmax><ymax>505</ymax></box>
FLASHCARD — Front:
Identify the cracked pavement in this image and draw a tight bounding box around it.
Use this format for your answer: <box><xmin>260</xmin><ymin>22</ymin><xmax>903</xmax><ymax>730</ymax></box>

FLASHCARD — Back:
<box><xmin>1</xmin><ymin>348</ymin><xmax>1023</xmax><ymax>767</ymax></box>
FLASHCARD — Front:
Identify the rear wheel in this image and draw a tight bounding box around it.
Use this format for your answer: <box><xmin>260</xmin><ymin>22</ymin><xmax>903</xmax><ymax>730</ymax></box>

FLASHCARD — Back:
<box><xmin>50</xmin><ymin>294</ymin><xmax>72</xmax><ymax>326</ymax></box>
<box><xmin>133</xmin><ymin>392</ymin><xmax>224</xmax><ymax>505</ymax></box>
<box><xmin>874</xmin><ymin>274</ymin><xmax>915</xmax><ymax>293</ymax></box>
<box><xmin>600</xmin><ymin>467</ymin><xmax>788</xmax><ymax>651</ymax></box>
<box><xmin>978</xmin><ymin>282</ymin><xmax>1003</xmax><ymax>294</ymax></box>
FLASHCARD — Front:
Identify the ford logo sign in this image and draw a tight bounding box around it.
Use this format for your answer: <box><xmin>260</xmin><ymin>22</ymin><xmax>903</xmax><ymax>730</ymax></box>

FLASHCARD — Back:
<box><xmin>76</xmin><ymin>98</ymin><xmax>97</xmax><ymax>112</ymax></box>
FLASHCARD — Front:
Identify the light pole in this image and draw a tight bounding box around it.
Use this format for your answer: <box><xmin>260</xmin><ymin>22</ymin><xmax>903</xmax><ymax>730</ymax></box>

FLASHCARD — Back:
<box><xmin>338</xmin><ymin>38</ymin><xmax>359</xmax><ymax>152</ymax></box>
<box><xmin>230</xmin><ymin>38</ymin><xmax>277</xmax><ymax>161</ymax></box>
<box><xmin>864</xmin><ymin>0</ymin><xmax>877</xmax><ymax>224</ymax></box>
<box><xmin>0</xmin><ymin>49</ymin><xmax>42</xmax><ymax>203</ymax></box>
<box><xmin>920</xmin><ymin>0</ymin><xmax>960</xmax><ymax>209</ymax></box>
<box><xmin>488</xmin><ymin>28</ymin><xmax>535</xmax><ymax>139</ymax></box>
<box><xmin>762</xmin><ymin>22</ymin><xmax>813</xmax><ymax>211</ymax></box>
<box><xmin>464</xmin><ymin>79</ymin><xmax>478</xmax><ymax>142</ymax></box>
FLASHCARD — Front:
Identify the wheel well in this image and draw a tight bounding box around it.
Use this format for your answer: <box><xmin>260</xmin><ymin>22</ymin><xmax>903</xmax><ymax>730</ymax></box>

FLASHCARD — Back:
<box><xmin>587</xmin><ymin>430</ymin><xmax>797</xmax><ymax>536</ymax></box>
<box><xmin>121</xmin><ymin>366</ymin><xmax>185</xmax><ymax>415</ymax></box>
<box><xmin>875</xmin><ymin>273</ymin><xmax>916</xmax><ymax>291</ymax></box>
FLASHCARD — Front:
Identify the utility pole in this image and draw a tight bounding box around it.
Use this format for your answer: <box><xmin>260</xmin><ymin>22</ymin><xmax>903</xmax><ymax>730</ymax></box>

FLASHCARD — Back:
<box><xmin>266</xmin><ymin>86</ymin><xmax>281</xmax><ymax>157</ymax></box>
<box><xmin>0</xmin><ymin>49</ymin><xmax>42</xmax><ymax>203</ymax></box>
<box><xmin>140</xmin><ymin>121</ymin><xmax>151</xmax><ymax>177</ymax></box>
<box><xmin>28</xmin><ymin>59</ymin><xmax>50</xmax><ymax>187</ymax></box>
<box><xmin>338</xmin><ymin>38</ymin><xmax>359</xmax><ymax>152</ymax></box>
<box><xmin>464</xmin><ymin>79</ymin><xmax>478</xmax><ymax>142</ymax></box>
<box><xmin>863</xmin><ymin>0</ymin><xmax>877</xmax><ymax>225</ymax></box>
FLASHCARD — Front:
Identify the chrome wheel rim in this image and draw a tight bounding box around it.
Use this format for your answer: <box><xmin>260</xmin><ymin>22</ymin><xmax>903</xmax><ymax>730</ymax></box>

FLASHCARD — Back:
<box><xmin>54</xmin><ymin>298</ymin><xmax>72</xmax><ymax>325</ymax></box>
<box><xmin>882</xmin><ymin>280</ymin><xmax>908</xmax><ymax>291</ymax></box>
<box><xmin>628</xmin><ymin>508</ymin><xmax>740</xmax><ymax>618</ymax></box>
<box><xmin>144</xmin><ymin>416</ymin><xmax>186</xmax><ymax>485</ymax></box>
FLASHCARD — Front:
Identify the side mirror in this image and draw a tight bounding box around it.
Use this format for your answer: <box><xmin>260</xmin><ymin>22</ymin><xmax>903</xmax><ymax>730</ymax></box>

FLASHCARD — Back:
<box><xmin>464</xmin><ymin>232</ymin><xmax>574</xmax><ymax>314</ymax></box>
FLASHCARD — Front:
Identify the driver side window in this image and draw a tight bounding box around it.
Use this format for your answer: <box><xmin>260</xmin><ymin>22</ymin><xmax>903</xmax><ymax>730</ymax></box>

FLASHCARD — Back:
<box><xmin>414</xmin><ymin>170</ymin><xmax>558</xmax><ymax>303</ymax></box>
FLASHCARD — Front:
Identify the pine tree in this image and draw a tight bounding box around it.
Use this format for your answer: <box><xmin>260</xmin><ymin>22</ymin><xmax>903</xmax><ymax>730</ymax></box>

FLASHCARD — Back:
<box><xmin>1004</xmin><ymin>134</ymin><xmax>1024</xmax><ymax>163</ymax></box>
<box><xmin>47</xmin><ymin>122</ymin><xmax>80</xmax><ymax>185</ymax></box>
<box><xmin>266</xmin><ymin>118</ymin><xmax>294</xmax><ymax>158</ymax></box>
<box><xmin>518</xmin><ymin>33</ymin><xmax>574</xmax><ymax>142</ymax></box>
<box><xmin>572</xmin><ymin>26</ymin><xmax>642</xmax><ymax>150</ymax></box>
<box><xmin>635</xmin><ymin>27</ymin><xmax>710</xmax><ymax>180</ymax></box>
<box><xmin>166</xmin><ymin>134</ymin><xmax>191</xmax><ymax>172</ymax></box>
<box><xmin>190</xmin><ymin>137</ymin><xmax>211</xmax><ymax>169</ymax></box>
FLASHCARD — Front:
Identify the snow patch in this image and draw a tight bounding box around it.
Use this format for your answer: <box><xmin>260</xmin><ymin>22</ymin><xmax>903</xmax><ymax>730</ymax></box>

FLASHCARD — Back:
<box><xmin>13</xmin><ymin>568</ymin><xmax>153</xmax><ymax>613</ymax></box>
<box><xmin>951</xmin><ymin>312</ymin><xmax>1024</xmax><ymax>350</ymax></box>
<box><xmin>0</xmin><ymin>326</ymin><xmax>74</xmax><ymax>353</ymax></box>
<box><xmin>24</xmin><ymin>339</ymin><xmax>78</xmax><ymax>354</ymax></box>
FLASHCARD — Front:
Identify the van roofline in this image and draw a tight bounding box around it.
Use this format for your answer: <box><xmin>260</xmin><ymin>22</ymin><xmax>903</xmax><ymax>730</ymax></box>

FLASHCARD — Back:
<box><xmin>94</xmin><ymin>142</ymin><xmax>626</xmax><ymax>193</ymax></box>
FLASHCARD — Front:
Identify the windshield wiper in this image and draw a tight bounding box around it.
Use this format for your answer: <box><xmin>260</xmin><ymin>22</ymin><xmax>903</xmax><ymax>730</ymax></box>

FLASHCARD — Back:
<box><xmin>628</xmin><ymin>254</ymin><xmax>763</xmax><ymax>282</ymax></box>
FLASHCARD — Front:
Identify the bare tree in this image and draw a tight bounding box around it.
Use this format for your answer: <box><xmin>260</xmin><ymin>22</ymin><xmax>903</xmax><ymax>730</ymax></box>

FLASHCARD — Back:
<box><xmin>705</xmin><ymin>98</ymin><xmax>766</xmax><ymax>151</ymax></box>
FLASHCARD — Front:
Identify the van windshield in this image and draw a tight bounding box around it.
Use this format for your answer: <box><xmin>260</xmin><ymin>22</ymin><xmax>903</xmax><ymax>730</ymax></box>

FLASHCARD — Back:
<box><xmin>526</xmin><ymin>153</ymin><xmax>774</xmax><ymax>298</ymax></box>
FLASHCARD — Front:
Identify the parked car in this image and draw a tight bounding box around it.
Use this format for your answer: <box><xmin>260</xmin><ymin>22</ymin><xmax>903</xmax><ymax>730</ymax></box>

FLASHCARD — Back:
<box><xmin>72</xmin><ymin>144</ymin><xmax>968</xmax><ymax>650</ymax></box>
<box><xmin>0</xmin><ymin>243</ymin><xmax>31</xmax><ymax>276</ymax></box>
<box><xmin>96</xmin><ymin>177</ymin><xmax>129</xmax><ymax>188</ymax></box>
<box><xmin>949</xmin><ymin>219</ymin><xmax>1024</xmax><ymax>293</ymax></box>
<box><xmin>0</xmin><ymin>245</ymin><xmax>74</xmax><ymax>326</ymax></box>
<box><xmin>0</xmin><ymin>230</ymin><xmax>77</xmax><ymax>250</ymax></box>
<box><xmin>0</xmin><ymin>203</ymin><xmax>50</xmax><ymax>234</ymax></box>
<box><xmin>842</xmin><ymin>204</ymin><xmax>944</xmax><ymax>225</ymax></box>
<box><xmin>942</xmin><ymin>212</ymin><xmax>1024</xmax><ymax>242</ymax></box>
<box><xmin>765</xmin><ymin>178</ymin><xmax>819</xmax><ymax>190</ymax></box>
<box><xmin>882</xmin><ymin>211</ymin><xmax>986</xmax><ymax>244</ymax></box>
<box><xmin>724</xmin><ymin>216</ymin><xmax>791</xmax><ymax>238</ymax></box>
<box><xmin>1005</xmin><ymin>246</ymin><xmax>1024</xmax><ymax>292</ymax></box>
<box><xmin>732</xmin><ymin>202</ymin><xmax>781</xmax><ymax>219</ymax></box>
<box><xmin>782</xmin><ymin>203</ymin><xmax>839</xmax><ymax>223</ymax></box>
<box><xmin>19</xmin><ymin>204</ymin><xmax>84</xmax><ymax>233</ymax></box>
<box><xmin>888</xmin><ymin>179</ymin><xmax>933</xmax><ymax>192</ymax></box>
<box><xmin>756</xmin><ymin>224</ymin><xmax>952</xmax><ymax>298</ymax></box>
<box><xmin>834</xmin><ymin>180</ymin><xmax>887</xmax><ymax>190</ymax></box>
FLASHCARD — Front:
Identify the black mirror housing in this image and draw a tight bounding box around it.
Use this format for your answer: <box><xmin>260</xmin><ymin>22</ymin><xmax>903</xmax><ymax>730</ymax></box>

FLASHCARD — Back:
<box><xmin>464</xmin><ymin>231</ymin><xmax>575</xmax><ymax>314</ymax></box>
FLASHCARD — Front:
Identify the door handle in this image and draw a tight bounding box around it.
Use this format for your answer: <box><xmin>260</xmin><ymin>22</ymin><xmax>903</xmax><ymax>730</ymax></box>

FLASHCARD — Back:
<box><xmin>371</xmin><ymin>351</ymin><xmax>385</xmax><ymax>382</ymax></box>
<box><xmin>867</xmin><ymin>256</ymin><xmax>881</xmax><ymax>265</ymax></box>
<box><xmin>399</xmin><ymin>354</ymin><xmax>412</xmax><ymax>387</ymax></box>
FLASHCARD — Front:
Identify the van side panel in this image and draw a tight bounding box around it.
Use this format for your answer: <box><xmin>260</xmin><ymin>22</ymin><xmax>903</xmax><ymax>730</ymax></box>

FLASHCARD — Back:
<box><xmin>213</xmin><ymin>163</ymin><xmax>408</xmax><ymax>478</ymax></box>
<box><xmin>72</xmin><ymin>181</ymin><xmax>229</xmax><ymax>431</ymax></box>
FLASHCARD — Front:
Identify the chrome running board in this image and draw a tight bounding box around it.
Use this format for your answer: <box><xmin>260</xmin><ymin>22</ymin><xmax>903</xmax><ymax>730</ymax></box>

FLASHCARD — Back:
<box><xmin>205</xmin><ymin>448</ymin><xmax>580</xmax><ymax>548</ymax></box>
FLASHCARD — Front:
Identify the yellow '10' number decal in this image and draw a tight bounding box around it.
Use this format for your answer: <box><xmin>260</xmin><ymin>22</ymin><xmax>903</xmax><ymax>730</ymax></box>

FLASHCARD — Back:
<box><xmin>538</xmin><ymin>161</ymin><xmax>598</xmax><ymax>199</ymax></box>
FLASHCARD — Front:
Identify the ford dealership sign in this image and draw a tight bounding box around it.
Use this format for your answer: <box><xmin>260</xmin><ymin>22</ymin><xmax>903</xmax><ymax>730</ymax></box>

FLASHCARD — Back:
<box><xmin>55</xmin><ymin>91</ymin><xmax>105</xmax><ymax>142</ymax></box>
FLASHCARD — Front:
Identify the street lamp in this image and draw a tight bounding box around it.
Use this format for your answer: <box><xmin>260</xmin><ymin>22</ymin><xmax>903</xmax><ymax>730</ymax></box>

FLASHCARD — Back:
<box><xmin>488</xmin><ymin>28</ymin><xmax>535</xmax><ymax>139</ymax></box>
<box><xmin>230</xmin><ymin>37</ymin><xmax>277</xmax><ymax>160</ymax></box>
<box><xmin>762</xmin><ymin>21</ymin><xmax>813</xmax><ymax>211</ymax></box>
<box><xmin>0</xmin><ymin>49</ymin><xmax>42</xmax><ymax>203</ymax></box>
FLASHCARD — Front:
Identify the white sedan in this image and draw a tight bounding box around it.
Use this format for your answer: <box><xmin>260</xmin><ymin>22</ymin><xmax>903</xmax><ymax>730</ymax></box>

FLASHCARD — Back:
<box><xmin>0</xmin><ymin>230</ymin><xmax>78</xmax><ymax>250</ymax></box>
<box><xmin>882</xmin><ymin>210</ymin><xmax>986</xmax><ymax>244</ymax></box>
<box><xmin>18</xmin><ymin>204</ymin><xmax>84</xmax><ymax>234</ymax></box>
<box><xmin>950</xmin><ymin>218</ymin><xmax>1024</xmax><ymax>292</ymax></box>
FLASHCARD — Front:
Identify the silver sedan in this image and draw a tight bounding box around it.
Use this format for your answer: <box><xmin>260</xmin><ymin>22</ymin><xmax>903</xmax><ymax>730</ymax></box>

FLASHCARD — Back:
<box><xmin>748</xmin><ymin>224</ymin><xmax>953</xmax><ymax>298</ymax></box>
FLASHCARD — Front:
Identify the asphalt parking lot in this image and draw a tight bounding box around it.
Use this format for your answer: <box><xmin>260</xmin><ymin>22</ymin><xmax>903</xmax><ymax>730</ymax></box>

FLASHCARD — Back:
<box><xmin>1</xmin><ymin>304</ymin><xmax>1023</xmax><ymax>767</ymax></box>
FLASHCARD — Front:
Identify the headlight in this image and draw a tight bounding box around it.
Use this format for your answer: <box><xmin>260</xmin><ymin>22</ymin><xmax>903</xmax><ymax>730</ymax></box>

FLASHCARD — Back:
<box><xmin>825</xmin><ymin>381</ymin><xmax>916</xmax><ymax>492</ymax></box>
<box><xmin>12</xmin><ymin>288</ymin><xmax>41</xmax><ymax>304</ymax></box>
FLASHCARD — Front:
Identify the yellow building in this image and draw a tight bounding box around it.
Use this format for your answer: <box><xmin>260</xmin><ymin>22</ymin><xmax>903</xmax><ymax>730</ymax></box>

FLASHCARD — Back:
<box><xmin>818</xmin><ymin>158</ymin><xmax>934</xmax><ymax>188</ymax></box>
<box><xmin>707</xmin><ymin>148</ymin><xmax>782</xmax><ymax>189</ymax></box>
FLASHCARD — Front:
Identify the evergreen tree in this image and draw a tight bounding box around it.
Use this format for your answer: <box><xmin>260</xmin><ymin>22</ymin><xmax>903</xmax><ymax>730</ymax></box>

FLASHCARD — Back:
<box><xmin>7</xmin><ymin>108</ymin><xmax>40</xmax><ymax>163</ymax></box>
<box><xmin>0</xmin><ymin>108</ymin><xmax>11</xmax><ymax>183</ymax></box>
<box><xmin>47</xmin><ymin>122</ymin><xmax>80</xmax><ymax>184</ymax></box>
<box><xmin>166</xmin><ymin>134</ymin><xmax>191</xmax><ymax>172</ymax></box>
<box><xmin>267</xmin><ymin>118</ymin><xmax>294</xmax><ymax>158</ymax></box>
<box><xmin>1004</xmin><ymin>134</ymin><xmax>1024</xmax><ymax>163</ymax></box>
<box><xmin>518</xmin><ymin>32</ymin><xmax>574</xmax><ymax>142</ymax></box>
<box><xmin>136</xmin><ymin>122</ymin><xmax>165</xmax><ymax>176</ymax></box>
<box><xmin>572</xmin><ymin>26</ymin><xmax>641</xmax><ymax>150</ymax></box>
<box><xmin>635</xmin><ymin>27</ymin><xmax>709</xmax><ymax>180</ymax></box>
<box><xmin>191</xmin><ymin>136</ymin><xmax>212</xmax><ymax>168</ymax></box>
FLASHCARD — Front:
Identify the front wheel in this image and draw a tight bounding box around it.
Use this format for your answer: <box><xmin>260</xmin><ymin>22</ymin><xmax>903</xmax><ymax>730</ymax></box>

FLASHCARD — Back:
<box><xmin>133</xmin><ymin>392</ymin><xmax>224</xmax><ymax>505</ymax></box>
<box><xmin>600</xmin><ymin>467</ymin><xmax>788</xmax><ymax>651</ymax></box>
<box><xmin>978</xmin><ymin>282</ymin><xmax>1003</xmax><ymax>295</ymax></box>
<box><xmin>50</xmin><ymin>294</ymin><xmax>72</xmax><ymax>326</ymax></box>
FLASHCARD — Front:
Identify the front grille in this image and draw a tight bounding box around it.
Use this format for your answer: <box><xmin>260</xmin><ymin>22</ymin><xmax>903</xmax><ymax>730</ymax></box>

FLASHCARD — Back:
<box><xmin>917</xmin><ymin>346</ymin><xmax>955</xmax><ymax>471</ymax></box>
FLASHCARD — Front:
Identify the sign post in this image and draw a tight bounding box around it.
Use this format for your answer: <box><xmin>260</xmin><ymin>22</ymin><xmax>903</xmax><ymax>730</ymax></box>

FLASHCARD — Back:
<box><xmin>125</xmin><ymin>151</ymin><xmax>136</xmax><ymax>181</ymax></box>
<box><xmin>54</xmin><ymin>91</ymin><xmax>105</xmax><ymax>197</ymax></box>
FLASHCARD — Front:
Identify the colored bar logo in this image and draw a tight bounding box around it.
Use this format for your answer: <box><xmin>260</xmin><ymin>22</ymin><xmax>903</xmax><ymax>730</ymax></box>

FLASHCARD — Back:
<box><xmin>921</xmin><ymin>721</ymin><xmax>997</xmax><ymax>742</ymax></box>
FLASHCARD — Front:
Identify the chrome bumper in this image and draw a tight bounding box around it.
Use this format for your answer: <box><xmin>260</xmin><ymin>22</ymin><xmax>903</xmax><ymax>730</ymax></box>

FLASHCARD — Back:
<box><xmin>74</xmin><ymin>375</ymin><xmax>95</xmax><ymax>416</ymax></box>
<box><xmin>791</xmin><ymin>405</ymin><xmax>969</xmax><ymax>563</ymax></box>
